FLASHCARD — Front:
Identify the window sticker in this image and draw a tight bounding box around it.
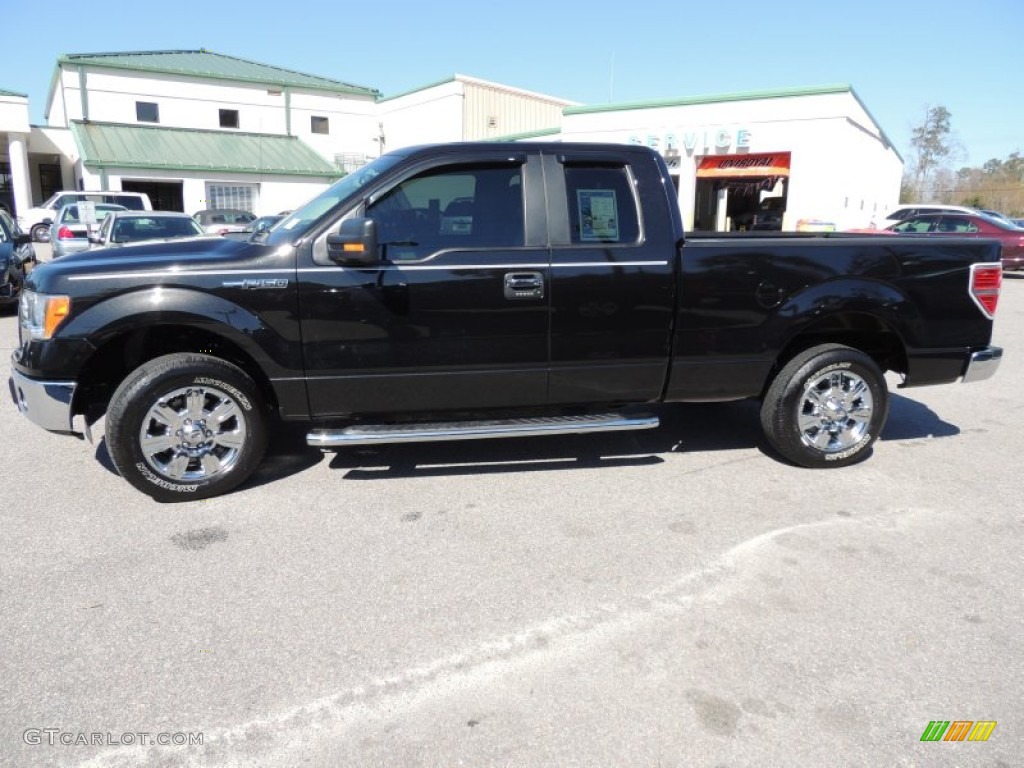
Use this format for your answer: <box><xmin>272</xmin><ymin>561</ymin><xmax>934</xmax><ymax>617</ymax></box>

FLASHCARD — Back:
<box><xmin>577</xmin><ymin>189</ymin><xmax>619</xmax><ymax>241</ymax></box>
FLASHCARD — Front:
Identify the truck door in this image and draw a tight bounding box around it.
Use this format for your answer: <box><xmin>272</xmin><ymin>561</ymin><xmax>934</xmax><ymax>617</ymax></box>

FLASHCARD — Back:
<box><xmin>299</xmin><ymin>153</ymin><xmax>551</xmax><ymax>417</ymax></box>
<box><xmin>543</xmin><ymin>151</ymin><xmax>676</xmax><ymax>404</ymax></box>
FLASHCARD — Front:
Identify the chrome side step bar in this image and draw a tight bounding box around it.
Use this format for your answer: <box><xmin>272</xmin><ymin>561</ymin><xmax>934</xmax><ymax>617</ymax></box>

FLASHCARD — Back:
<box><xmin>307</xmin><ymin>412</ymin><xmax>659</xmax><ymax>448</ymax></box>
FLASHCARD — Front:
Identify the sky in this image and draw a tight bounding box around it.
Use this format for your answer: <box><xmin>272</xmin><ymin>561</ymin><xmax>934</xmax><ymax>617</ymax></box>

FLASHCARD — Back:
<box><xmin>2</xmin><ymin>0</ymin><xmax>1021</xmax><ymax>167</ymax></box>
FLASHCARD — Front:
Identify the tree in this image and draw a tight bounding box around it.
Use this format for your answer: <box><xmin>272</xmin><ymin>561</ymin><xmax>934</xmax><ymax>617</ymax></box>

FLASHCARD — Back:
<box><xmin>907</xmin><ymin>105</ymin><xmax>954</xmax><ymax>201</ymax></box>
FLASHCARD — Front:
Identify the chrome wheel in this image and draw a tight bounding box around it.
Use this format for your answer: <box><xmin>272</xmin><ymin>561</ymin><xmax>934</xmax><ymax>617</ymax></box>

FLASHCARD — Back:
<box><xmin>797</xmin><ymin>369</ymin><xmax>874</xmax><ymax>453</ymax></box>
<box><xmin>138</xmin><ymin>384</ymin><xmax>248</xmax><ymax>482</ymax></box>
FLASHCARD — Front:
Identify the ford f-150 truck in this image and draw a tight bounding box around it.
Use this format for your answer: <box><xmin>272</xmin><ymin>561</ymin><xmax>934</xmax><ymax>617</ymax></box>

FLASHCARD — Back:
<box><xmin>9</xmin><ymin>143</ymin><xmax>1004</xmax><ymax>501</ymax></box>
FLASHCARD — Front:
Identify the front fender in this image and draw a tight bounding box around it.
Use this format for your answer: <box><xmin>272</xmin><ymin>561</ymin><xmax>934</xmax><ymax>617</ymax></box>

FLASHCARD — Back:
<box><xmin>17</xmin><ymin>287</ymin><xmax>302</xmax><ymax>380</ymax></box>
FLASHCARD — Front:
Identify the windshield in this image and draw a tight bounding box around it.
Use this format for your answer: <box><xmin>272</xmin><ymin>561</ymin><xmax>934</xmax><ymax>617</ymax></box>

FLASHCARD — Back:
<box><xmin>264</xmin><ymin>153</ymin><xmax>407</xmax><ymax>245</ymax></box>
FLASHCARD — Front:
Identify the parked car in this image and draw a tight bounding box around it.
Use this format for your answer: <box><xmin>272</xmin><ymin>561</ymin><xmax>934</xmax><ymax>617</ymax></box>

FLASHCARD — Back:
<box><xmin>978</xmin><ymin>209</ymin><xmax>1016</xmax><ymax>226</ymax></box>
<box><xmin>879</xmin><ymin>203</ymin><xmax>978</xmax><ymax>229</ymax></box>
<box><xmin>193</xmin><ymin>209</ymin><xmax>257</xmax><ymax>235</ymax></box>
<box><xmin>732</xmin><ymin>196</ymin><xmax>785</xmax><ymax>231</ymax></box>
<box><xmin>0</xmin><ymin>208</ymin><xmax>34</xmax><ymax>310</ymax></box>
<box><xmin>242</xmin><ymin>214</ymin><xmax>285</xmax><ymax>234</ymax></box>
<box><xmin>49</xmin><ymin>203</ymin><xmax>127</xmax><ymax>258</ymax></box>
<box><xmin>888</xmin><ymin>212</ymin><xmax>1024</xmax><ymax>270</ymax></box>
<box><xmin>19</xmin><ymin>191</ymin><xmax>152</xmax><ymax>243</ymax></box>
<box><xmin>88</xmin><ymin>211</ymin><xmax>205</xmax><ymax>248</ymax></box>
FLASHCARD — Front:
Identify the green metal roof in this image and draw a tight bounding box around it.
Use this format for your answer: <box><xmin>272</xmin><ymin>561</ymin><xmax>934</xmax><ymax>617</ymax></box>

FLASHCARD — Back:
<box><xmin>495</xmin><ymin>127</ymin><xmax>561</xmax><ymax>142</ymax></box>
<box><xmin>59</xmin><ymin>50</ymin><xmax>379</xmax><ymax>96</ymax></box>
<box><xmin>377</xmin><ymin>76</ymin><xmax>457</xmax><ymax>103</ymax></box>
<box><xmin>0</xmin><ymin>88</ymin><xmax>28</xmax><ymax>98</ymax></box>
<box><xmin>70</xmin><ymin>121</ymin><xmax>341</xmax><ymax>178</ymax></box>
<box><xmin>563</xmin><ymin>83</ymin><xmax>900</xmax><ymax>161</ymax></box>
<box><xmin>563</xmin><ymin>84</ymin><xmax>855</xmax><ymax>115</ymax></box>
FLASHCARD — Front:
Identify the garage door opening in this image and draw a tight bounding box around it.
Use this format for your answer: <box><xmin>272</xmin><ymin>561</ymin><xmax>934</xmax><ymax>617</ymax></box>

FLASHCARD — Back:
<box><xmin>121</xmin><ymin>180</ymin><xmax>184</xmax><ymax>212</ymax></box>
<box><xmin>693</xmin><ymin>152</ymin><xmax>790</xmax><ymax>231</ymax></box>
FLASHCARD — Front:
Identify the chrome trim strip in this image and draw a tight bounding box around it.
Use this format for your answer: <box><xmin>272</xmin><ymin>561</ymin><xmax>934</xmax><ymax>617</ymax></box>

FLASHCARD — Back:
<box><xmin>68</xmin><ymin>269</ymin><xmax>296</xmax><ymax>281</ymax></box>
<box><xmin>307</xmin><ymin>413</ymin><xmax>659</xmax><ymax>447</ymax></box>
<box><xmin>962</xmin><ymin>346</ymin><xmax>1003</xmax><ymax>383</ymax></box>
<box><xmin>68</xmin><ymin>260</ymin><xmax>670</xmax><ymax>282</ymax></box>
<box><xmin>297</xmin><ymin>261</ymin><xmax>669</xmax><ymax>272</ymax></box>
<box><xmin>551</xmin><ymin>261</ymin><xmax>669</xmax><ymax>268</ymax></box>
<box><xmin>391</xmin><ymin>263</ymin><xmax>549</xmax><ymax>271</ymax></box>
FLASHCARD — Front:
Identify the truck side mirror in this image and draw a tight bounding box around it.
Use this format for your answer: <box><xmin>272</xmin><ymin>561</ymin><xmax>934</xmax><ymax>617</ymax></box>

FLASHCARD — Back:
<box><xmin>327</xmin><ymin>218</ymin><xmax>378</xmax><ymax>265</ymax></box>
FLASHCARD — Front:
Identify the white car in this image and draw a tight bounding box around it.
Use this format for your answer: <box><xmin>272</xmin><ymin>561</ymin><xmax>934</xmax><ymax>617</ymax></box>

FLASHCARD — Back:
<box><xmin>192</xmin><ymin>209</ymin><xmax>257</xmax><ymax>235</ymax></box>
<box><xmin>19</xmin><ymin>191</ymin><xmax>152</xmax><ymax>243</ymax></box>
<box><xmin>879</xmin><ymin>204</ymin><xmax>978</xmax><ymax>229</ymax></box>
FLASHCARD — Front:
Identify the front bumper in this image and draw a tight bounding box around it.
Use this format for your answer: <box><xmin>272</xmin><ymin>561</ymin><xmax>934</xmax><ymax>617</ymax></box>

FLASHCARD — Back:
<box><xmin>962</xmin><ymin>346</ymin><xmax>1003</xmax><ymax>383</ymax></box>
<box><xmin>8</xmin><ymin>368</ymin><xmax>77</xmax><ymax>432</ymax></box>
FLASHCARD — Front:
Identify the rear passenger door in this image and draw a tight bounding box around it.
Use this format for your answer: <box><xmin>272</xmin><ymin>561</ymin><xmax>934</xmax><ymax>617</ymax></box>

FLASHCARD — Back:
<box><xmin>543</xmin><ymin>150</ymin><xmax>676</xmax><ymax>404</ymax></box>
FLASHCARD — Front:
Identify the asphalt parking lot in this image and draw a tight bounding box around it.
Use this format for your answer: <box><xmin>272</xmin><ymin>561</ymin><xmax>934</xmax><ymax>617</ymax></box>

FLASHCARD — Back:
<box><xmin>1</xmin><ymin>250</ymin><xmax>1021</xmax><ymax>766</ymax></box>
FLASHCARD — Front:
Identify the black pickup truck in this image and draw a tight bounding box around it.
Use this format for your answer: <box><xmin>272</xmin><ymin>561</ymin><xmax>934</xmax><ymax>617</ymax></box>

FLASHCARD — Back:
<box><xmin>9</xmin><ymin>142</ymin><xmax>1004</xmax><ymax>501</ymax></box>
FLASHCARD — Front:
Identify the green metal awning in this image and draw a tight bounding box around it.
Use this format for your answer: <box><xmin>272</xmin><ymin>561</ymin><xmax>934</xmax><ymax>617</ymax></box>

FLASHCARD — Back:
<box><xmin>70</xmin><ymin>121</ymin><xmax>341</xmax><ymax>178</ymax></box>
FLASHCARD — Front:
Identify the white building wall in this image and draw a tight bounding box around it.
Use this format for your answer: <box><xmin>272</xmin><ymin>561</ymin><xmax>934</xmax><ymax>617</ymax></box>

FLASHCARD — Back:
<box><xmin>288</xmin><ymin>90</ymin><xmax>378</xmax><ymax>163</ymax></box>
<box><xmin>56</xmin><ymin>67</ymin><xmax>290</xmax><ymax>132</ymax></box>
<box><xmin>377</xmin><ymin>80</ymin><xmax>468</xmax><ymax>151</ymax></box>
<box><xmin>52</xmin><ymin>66</ymin><xmax>378</xmax><ymax>161</ymax></box>
<box><xmin>379</xmin><ymin>77</ymin><xmax>574</xmax><ymax>151</ymax></box>
<box><xmin>0</xmin><ymin>96</ymin><xmax>31</xmax><ymax>133</ymax></box>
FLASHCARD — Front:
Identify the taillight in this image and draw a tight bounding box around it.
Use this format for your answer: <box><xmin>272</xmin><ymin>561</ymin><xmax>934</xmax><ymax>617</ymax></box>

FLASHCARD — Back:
<box><xmin>970</xmin><ymin>263</ymin><xmax>1002</xmax><ymax>318</ymax></box>
<box><xmin>57</xmin><ymin>226</ymin><xmax>76</xmax><ymax>240</ymax></box>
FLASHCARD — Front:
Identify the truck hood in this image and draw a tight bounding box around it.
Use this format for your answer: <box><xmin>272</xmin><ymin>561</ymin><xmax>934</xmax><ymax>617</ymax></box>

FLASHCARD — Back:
<box><xmin>27</xmin><ymin>235</ymin><xmax>290</xmax><ymax>295</ymax></box>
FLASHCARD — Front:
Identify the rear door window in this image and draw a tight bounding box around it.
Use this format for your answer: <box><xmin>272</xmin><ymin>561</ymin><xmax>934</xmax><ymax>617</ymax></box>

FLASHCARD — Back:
<box><xmin>563</xmin><ymin>165</ymin><xmax>640</xmax><ymax>244</ymax></box>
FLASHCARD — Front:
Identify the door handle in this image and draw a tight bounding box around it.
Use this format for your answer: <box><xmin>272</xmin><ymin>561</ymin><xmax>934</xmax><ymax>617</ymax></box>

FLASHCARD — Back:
<box><xmin>504</xmin><ymin>271</ymin><xmax>544</xmax><ymax>300</ymax></box>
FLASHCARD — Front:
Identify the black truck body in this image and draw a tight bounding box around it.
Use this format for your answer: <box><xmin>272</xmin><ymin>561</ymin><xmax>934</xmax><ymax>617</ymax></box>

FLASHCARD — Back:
<box><xmin>9</xmin><ymin>143</ymin><xmax>1004</xmax><ymax>500</ymax></box>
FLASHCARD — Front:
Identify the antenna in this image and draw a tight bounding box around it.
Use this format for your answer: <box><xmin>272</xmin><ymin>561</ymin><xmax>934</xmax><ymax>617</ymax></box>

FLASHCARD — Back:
<box><xmin>609</xmin><ymin>51</ymin><xmax>615</xmax><ymax>103</ymax></box>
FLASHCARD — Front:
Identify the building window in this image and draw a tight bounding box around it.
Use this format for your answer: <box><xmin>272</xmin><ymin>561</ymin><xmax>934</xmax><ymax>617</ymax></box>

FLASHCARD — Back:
<box><xmin>311</xmin><ymin>116</ymin><xmax>329</xmax><ymax>135</ymax></box>
<box><xmin>219</xmin><ymin>109</ymin><xmax>239</xmax><ymax>129</ymax></box>
<box><xmin>205</xmin><ymin>183</ymin><xmax>256</xmax><ymax>212</ymax></box>
<box><xmin>136</xmin><ymin>101</ymin><xmax>159</xmax><ymax>123</ymax></box>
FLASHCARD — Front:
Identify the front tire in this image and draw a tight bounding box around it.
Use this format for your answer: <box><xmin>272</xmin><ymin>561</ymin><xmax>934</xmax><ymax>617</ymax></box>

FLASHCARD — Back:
<box><xmin>760</xmin><ymin>344</ymin><xmax>889</xmax><ymax>468</ymax></box>
<box><xmin>105</xmin><ymin>354</ymin><xmax>268</xmax><ymax>502</ymax></box>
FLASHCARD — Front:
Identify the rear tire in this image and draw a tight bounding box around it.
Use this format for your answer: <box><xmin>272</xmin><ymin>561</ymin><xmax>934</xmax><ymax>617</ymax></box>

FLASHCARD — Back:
<box><xmin>105</xmin><ymin>354</ymin><xmax>268</xmax><ymax>502</ymax></box>
<box><xmin>760</xmin><ymin>344</ymin><xmax>888</xmax><ymax>468</ymax></box>
<box><xmin>30</xmin><ymin>223</ymin><xmax>50</xmax><ymax>243</ymax></box>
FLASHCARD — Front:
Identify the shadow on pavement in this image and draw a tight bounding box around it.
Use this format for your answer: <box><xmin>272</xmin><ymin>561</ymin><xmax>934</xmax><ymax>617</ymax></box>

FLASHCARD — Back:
<box><xmin>89</xmin><ymin>392</ymin><xmax>960</xmax><ymax>486</ymax></box>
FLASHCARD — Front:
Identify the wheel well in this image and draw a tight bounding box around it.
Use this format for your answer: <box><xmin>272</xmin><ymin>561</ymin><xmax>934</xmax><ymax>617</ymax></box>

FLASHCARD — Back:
<box><xmin>764</xmin><ymin>313</ymin><xmax>907</xmax><ymax>396</ymax></box>
<box><xmin>73</xmin><ymin>325</ymin><xmax>278</xmax><ymax>419</ymax></box>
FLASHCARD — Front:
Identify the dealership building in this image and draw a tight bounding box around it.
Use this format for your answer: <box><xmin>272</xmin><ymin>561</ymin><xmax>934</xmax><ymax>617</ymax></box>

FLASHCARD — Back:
<box><xmin>1</xmin><ymin>50</ymin><xmax>901</xmax><ymax>233</ymax></box>
<box><xmin>550</xmin><ymin>85</ymin><xmax>903</xmax><ymax>232</ymax></box>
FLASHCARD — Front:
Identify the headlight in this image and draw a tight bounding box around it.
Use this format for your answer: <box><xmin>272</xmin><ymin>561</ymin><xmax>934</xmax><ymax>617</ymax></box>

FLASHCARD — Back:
<box><xmin>19</xmin><ymin>291</ymin><xmax>71</xmax><ymax>340</ymax></box>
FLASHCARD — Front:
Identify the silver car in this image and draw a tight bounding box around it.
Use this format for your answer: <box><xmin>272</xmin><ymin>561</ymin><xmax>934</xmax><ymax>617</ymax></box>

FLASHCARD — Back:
<box><xmin>90</xmin><ymin>211</ymin><xmax>205</xmax><ymax>248</ymax></box>
<box><xmin>49</xmin><ymin>203</ymin><xmax>127</xmax><ymax>258</ymax></box>
<box><xmin>192</xmin><ymin>209</ymin><xmax>257</xmax><ymax>235</ymax></box>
